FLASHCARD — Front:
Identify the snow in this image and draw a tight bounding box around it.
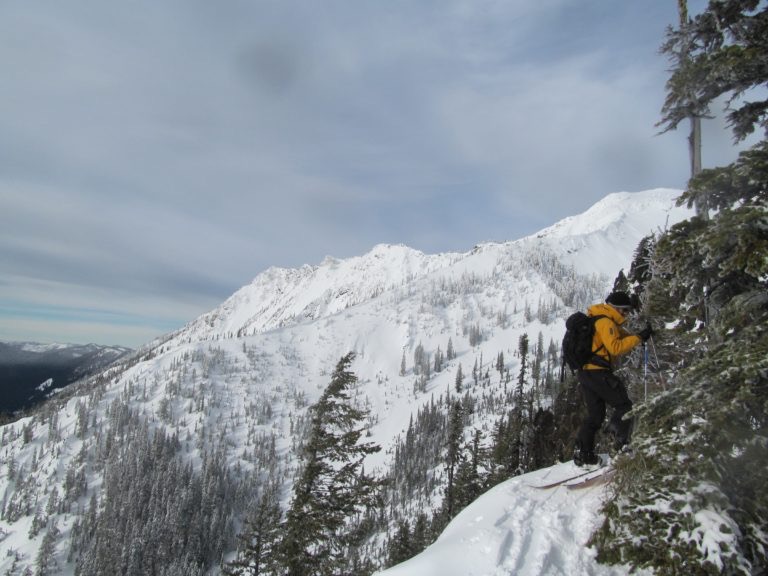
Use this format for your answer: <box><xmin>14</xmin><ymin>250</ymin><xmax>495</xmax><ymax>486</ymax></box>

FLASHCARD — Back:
<box><xmin>18</xmin><ymin>342</ymin><xmax>72</xmax><ymax>353</ymax></box>
<box><xmin>376</xmin><ymin>461</ymin><xmax>650</xmax><ymax>576</ymax></box>
<box><xmin>35</xmin><ymin>378</ymin><xmax>54</xmax><ymax>392</ymax></box>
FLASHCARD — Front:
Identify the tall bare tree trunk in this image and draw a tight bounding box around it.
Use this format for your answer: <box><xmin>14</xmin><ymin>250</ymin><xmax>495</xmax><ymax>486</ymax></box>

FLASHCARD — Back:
<box><xmin>679</xmin><ymin>0</ymin><xmax>707</xmax><ymax>218</ymax></box>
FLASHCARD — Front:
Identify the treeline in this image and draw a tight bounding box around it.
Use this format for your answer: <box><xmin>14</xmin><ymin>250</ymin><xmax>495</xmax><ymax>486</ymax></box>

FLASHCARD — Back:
<box><xmin>0</xmin><ymin>345</ymin><xmax>285</xmax><ymax>576</ymax></box>
<box><xmin>221</xmin><ymin>337</ymin><xmax>581</xmax><ymax>575</ymax></box>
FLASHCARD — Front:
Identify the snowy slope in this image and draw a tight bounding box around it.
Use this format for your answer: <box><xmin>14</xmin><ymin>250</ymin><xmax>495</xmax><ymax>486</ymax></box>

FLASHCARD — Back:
<box><xmin>532</xmin><ymin>188</ymin><xmax>687</xmax><ymax>277</ymax></box>
<box><xmin>0</xmin><ymin>189</ymin><xmax>691</xmax><ymax>576</ymax></box>
<box><xmin>376</xmin><ymin>460</ymin><xmax>652</xmax><ymax>576</ymax></box>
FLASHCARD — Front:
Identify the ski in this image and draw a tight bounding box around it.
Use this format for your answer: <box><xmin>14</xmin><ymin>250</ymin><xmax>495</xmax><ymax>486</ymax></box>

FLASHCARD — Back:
<box><xmin>530</xmin><ymin>462</ymin><xmax>606</xmax><ymax>490</ymax></box>
<box><xmin>566</xmin><ymin>467</ymin><xmax>616</xmax><ymax>490</ymax></box>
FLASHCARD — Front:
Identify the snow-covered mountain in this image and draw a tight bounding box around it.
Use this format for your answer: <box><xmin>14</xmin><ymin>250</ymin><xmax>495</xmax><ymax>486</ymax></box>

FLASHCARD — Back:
<box><xmin>0</xmin><ymin>189</ymin><xmax>690</xmax><ymax>575</ymax></box>
<box><xmin>181</xmin><ymin>243</ymin><xmax>463</xmax><ymax>341</ymax></box>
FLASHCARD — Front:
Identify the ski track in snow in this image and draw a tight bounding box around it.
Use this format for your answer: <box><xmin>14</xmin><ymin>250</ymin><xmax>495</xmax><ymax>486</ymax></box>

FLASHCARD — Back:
<box><xmin>377</xmin><ymin>461</ymin><xmax>650</xmax><ymax>576</ymax></box>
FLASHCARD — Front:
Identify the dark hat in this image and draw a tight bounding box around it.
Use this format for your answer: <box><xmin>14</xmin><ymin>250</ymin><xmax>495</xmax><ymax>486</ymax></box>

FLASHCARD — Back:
<box><xmin>606</xmin><ymin>291</ymin><xmax>633</xmax><ymax>308</ymax></box>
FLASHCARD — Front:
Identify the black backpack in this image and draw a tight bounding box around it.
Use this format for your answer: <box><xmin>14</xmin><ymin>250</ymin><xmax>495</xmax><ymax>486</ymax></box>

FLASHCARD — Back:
<box><xmin>560</xmin><ymin>312</ymin><xmax>609</xmax><ymax>380</ymax></box>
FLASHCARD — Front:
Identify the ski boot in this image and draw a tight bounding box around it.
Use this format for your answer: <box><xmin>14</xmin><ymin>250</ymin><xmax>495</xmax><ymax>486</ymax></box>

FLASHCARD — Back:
<box><xmin>573</xmin><ymin>443</ymin><xmax>600</xmax><ymax>467</ymax></box>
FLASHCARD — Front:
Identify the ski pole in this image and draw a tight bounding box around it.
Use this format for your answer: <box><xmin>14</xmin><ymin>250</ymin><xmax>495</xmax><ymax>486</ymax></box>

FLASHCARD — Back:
<box><xmin>648</xmin><ymin>335</ymin><xmax>667</xmax><ymax>390</ymax></box>
<box><xmin>643</xmin><ymin>342</ymin><xmax>648</xmax><ymax>402</ymax></box>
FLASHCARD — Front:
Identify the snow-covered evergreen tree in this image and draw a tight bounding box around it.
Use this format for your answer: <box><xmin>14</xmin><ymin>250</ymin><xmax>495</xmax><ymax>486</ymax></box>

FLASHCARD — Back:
<box><xmin>278</xmin><ymin>353</ymin><xmax>381</xmax><ymax>576</ymax></box>
<box><xmin>593</xmin><ymin>4</ymin><xmax>768</xmax><ymax>572</ymax></box>
<box><xmin>442</xmin><ymin>400</ymin><xmax>464</xmax><ymax>520</ymax></box>
<box><xmin>224</xmin><ymin>482</ymin><xmax>282</xmax><ymax>576</ymax></box>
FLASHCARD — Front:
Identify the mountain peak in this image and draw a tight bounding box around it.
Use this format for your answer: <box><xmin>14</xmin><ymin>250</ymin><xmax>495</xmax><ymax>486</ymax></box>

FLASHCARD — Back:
<box><xmin>530</xmin><ymin>188</ymin><xmax>687</xmax><ymax>277</ymax></box>
<box><xmin>534</xmin><ymin>188</ymin><xmax>683</xmax><ymax>240</ymax></box>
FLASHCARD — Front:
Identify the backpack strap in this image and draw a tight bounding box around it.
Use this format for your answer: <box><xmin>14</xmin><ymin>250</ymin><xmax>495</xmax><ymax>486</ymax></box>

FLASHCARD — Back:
<box><xmin>587</xmin><ymin>315</ymin><xmax>612</xmax><ymax>370</ymax></box>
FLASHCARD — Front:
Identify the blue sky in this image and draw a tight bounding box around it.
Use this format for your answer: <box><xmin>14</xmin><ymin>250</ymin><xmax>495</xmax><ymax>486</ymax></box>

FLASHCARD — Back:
<box><xmin>0</xmin><ymin>0</ymin><xmax>752</xmax><ymax>348</ymax></box>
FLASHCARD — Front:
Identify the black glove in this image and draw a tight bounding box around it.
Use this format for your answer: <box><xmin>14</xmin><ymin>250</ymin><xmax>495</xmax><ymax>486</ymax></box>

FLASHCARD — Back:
<box><xmin>638</xmin><ymin>324</ymin><xmax>653</xmax><ymax>342</ymax></box>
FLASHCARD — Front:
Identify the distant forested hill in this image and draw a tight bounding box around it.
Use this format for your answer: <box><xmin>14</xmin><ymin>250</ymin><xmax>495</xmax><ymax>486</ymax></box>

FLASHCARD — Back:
<box><xmin>0</xmin><ymin>342</ymin><xmax>131</xmax><ymax>416</ymax></box>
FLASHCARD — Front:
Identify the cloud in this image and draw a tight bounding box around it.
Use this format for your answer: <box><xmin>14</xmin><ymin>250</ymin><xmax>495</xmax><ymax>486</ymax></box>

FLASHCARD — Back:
<box><xmin>0</xmin><ymin>274</ymin><xmax>200</xmax><ymax>347</ymax></box>
<box><xmin>0</xmin><ymin>0</ymin><xmax>755</xmax><ymax>346</ymax></box>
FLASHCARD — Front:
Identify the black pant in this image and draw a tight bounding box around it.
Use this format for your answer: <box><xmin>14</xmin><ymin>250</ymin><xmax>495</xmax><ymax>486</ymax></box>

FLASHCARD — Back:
<box><xmin>576</xmin><ymin>369</ymin><xmax>633</xmax><ymax>454</ymax></box>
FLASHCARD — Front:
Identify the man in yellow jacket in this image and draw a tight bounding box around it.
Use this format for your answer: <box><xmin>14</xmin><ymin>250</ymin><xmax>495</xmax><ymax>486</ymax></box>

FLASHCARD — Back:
<box><xmin>574</xmin><ymin>291</ymin><xmax>652</xmax><ymax>466</ymax></box>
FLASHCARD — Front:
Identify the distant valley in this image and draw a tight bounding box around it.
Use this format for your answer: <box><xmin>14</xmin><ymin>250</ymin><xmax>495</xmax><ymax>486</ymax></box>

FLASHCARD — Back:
<box><xmin>0</xmin><ymin>342</ymin><xmax>131</xmax><ymax>417</ymax></box>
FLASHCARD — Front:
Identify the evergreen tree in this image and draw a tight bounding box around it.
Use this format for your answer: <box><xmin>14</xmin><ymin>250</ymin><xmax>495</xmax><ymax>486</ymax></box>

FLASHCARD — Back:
<box><xmin>487</xmin><ymin>335</ymin><xmax>536</xmax><ymax>483</ymax></box>
<box><xmin>543</xmin><ymin>339</ymin><xmax>559</xmax><ymax>400</ymax></box>
<box><xmin>224</xmin><ymin>483</ymin><xmax>282</xmax><ymax>576</ymax></box>
<box><xmin>659</xmin><ymin>0</ymin><xmax>768</xmax><ymax>143</ymax></box>
<box><xmin>454</xmin><ymin>364</ymin><xmax>464</xmax><ymax>394</ymax></box>
<box><xmin>413</xmin><ymin>343</ymin><xmax>424</xmax><ymax>376</ymax></box>
<box><xmin>627</xmin><ymin>235</ymin><xmax>655</xmax><ymax>296</ymax></box>
<box><xmin>593</xmin><ymin>5</ymin><xmax>768</xmax><ymax>571</ymax></box>
<box><xmin>517</xmin><ymin>334</ymin><xmax>529</xmax><ymax>395</ymax></box>
<box><xmin>611</xmin><ymin>269</ymin><xmax>630</xmax><ymax>294</ymax></box>
<box><xmin>433</xmin><ymin>346</ymin><xmax>444</xmax><ymax>373</ymax></box>
<box><xmin>442</xmin><ymin>401</ymin><xmax>464</xmax><ymax>520</ymax></box>
<box><xmin>35</xmin><ymin>520</ymin><xmax>59</xmax><ymax>576</ymax></box>
<box><xmin>411</xmin><ymin>513</ymin><xmax>429</xmax><ymax>554</ymax></box>
<box><xmin>512</xmin><ymin>340</ymin><xmax>530</xmax><ymax>475</ymax></box>
<box><xmin>278</xmin><ymin>353</ymin><xmax>381</xmax><ymax>576</ymax></box>
<box><xmin>528</xmin><ymin>408</ymin><xmax>557</xmax><ymax>471</ymax></box>
<box><xmin>550</xmin><ymin>377</ymin><xmax>584</xmax><ymax>462</ymax></box>
<box><xmin>452</xmin><ymin>429</ymin><xmax>485</xmax><ymax>512</ymax></box>
<box><xmin>386</xmin><ymin>520</ymin><xmax>414</xmax><ymax>567</ymax></box>
<box><xmin>532</xmin><ymin>333</ymin><xmax>545</xmax><ymax>404</ymax></box>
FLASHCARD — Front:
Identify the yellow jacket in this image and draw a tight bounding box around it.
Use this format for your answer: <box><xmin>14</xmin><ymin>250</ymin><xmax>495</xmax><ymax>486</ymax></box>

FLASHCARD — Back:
<box><xmin>583</xmin><ymin>303</ymin><xmax>641</xmax><ymax>370</ymax></box>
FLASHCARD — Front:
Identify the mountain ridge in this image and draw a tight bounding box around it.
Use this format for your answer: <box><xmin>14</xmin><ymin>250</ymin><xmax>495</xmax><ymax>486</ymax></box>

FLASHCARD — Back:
<box><xmin>175</xmin><ymin>188</ymin><xmax>686</xmax><ymax>345</ymax></box>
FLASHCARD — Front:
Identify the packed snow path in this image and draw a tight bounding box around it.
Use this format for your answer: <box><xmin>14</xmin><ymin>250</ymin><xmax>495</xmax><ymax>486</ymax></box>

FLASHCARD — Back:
<box><xmin>377</xmin><ymin>461</ymin><xmax>648</xmax><ymax>576</ymax></box>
